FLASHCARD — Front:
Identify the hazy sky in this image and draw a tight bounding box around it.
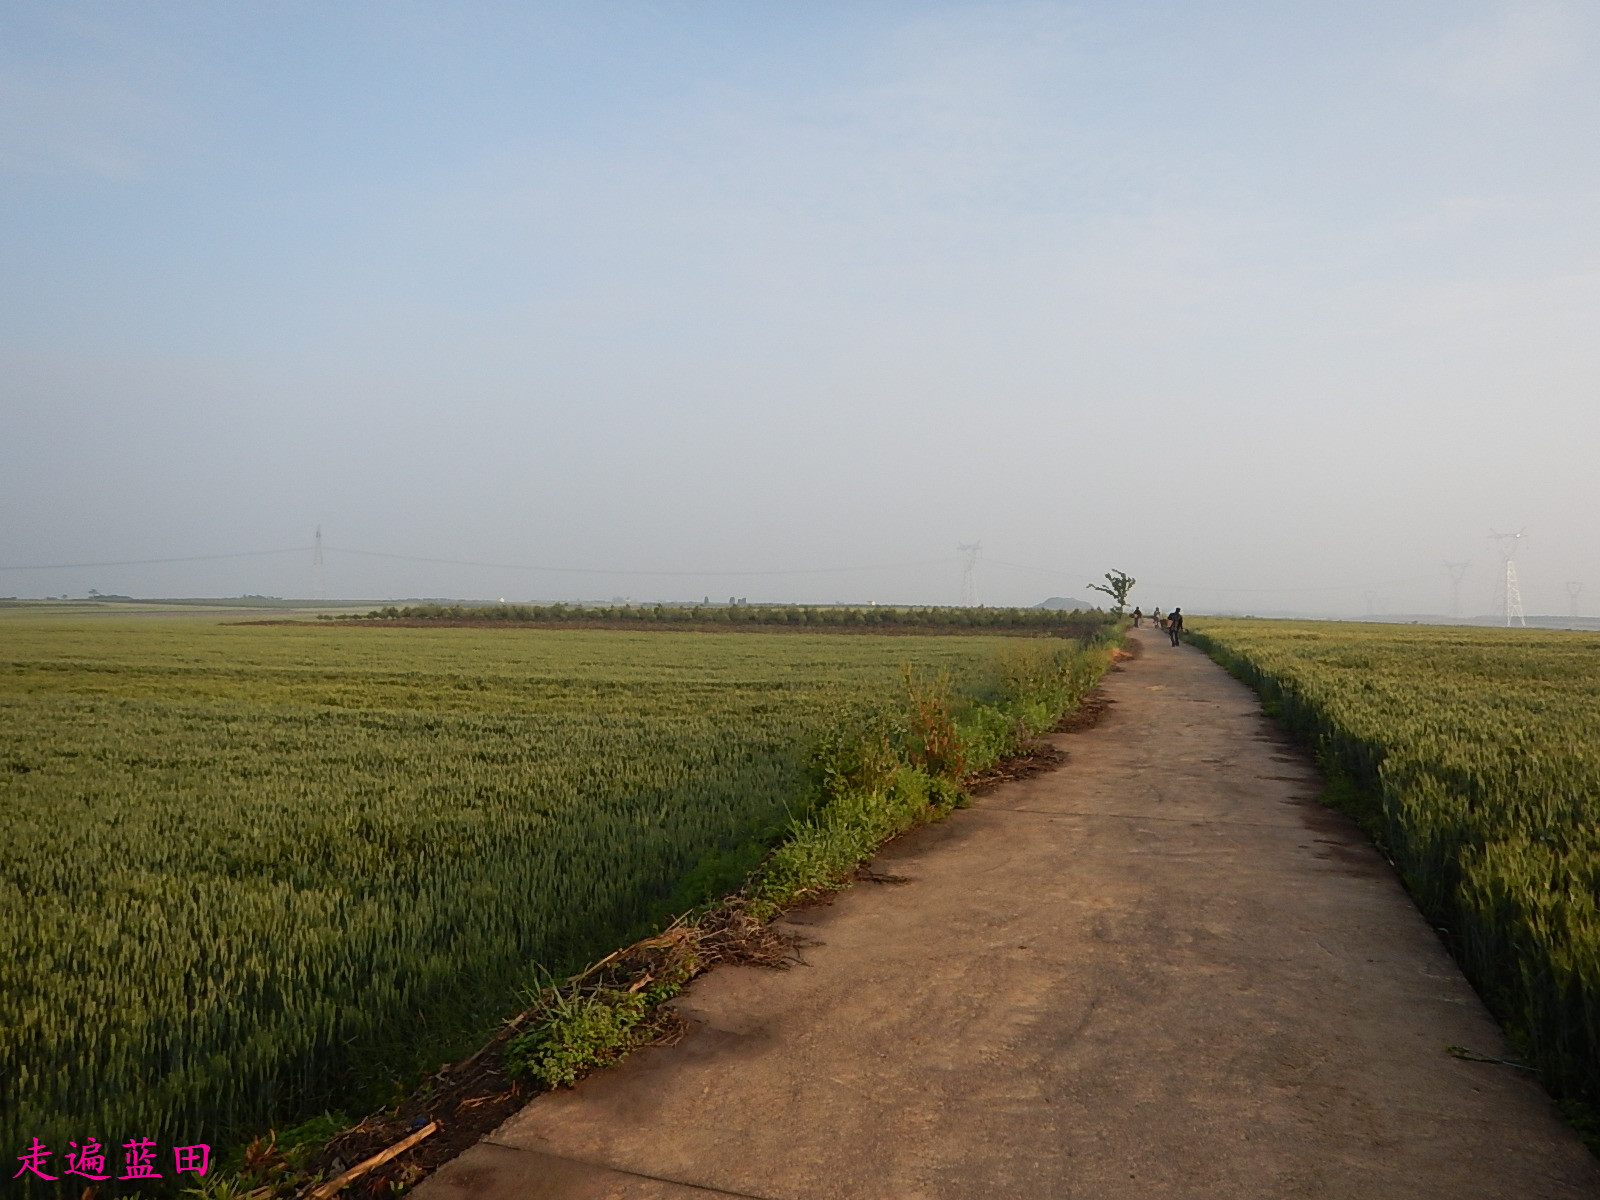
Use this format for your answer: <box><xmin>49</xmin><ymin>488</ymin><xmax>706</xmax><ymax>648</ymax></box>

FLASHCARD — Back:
<box><xmin>3</xmin><ymin>1</ymin><xmax>1597</xmax><ymax>614</ymax></box>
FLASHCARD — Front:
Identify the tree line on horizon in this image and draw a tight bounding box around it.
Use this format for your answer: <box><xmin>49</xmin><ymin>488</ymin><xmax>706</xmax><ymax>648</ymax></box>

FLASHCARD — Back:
<box><xmin>344</xmin><ymin>602</ymin><xmax>1117</xmax><ymax>632</ymax></box>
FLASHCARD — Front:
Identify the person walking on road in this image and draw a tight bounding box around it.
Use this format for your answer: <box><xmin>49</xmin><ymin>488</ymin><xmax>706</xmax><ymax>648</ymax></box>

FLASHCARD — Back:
<box><xmin>1168</xmin><ymin>607</ymin><xmax>1184</xmax><ymax>646</ymax></box>
<box><xmin>1131</xmin><ymin>606</ymin><xmax>1143</xmax><ymax>628</ymax></box>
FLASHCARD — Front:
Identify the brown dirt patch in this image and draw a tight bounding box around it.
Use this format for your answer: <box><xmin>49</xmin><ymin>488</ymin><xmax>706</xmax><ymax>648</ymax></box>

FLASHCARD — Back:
<box><xmin>966</xmin><ymin>743</ymin><xmax>1069</xmax><ymax>794</ymax></box>
<box><xmin>1054</xmin><ymin>687</ymin><xmax>1114</xmax><ymax>734</ymax></box>
<box><xmin>310</xmin><ymin>1033</ymin><xmax>531</xmax><ymax>1195</ymax></box>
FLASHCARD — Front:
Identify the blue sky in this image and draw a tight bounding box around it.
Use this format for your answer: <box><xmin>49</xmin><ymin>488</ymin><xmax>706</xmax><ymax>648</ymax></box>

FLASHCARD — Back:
<box><xmin>3</xmin><ymin>1</ymin><xmax>1597</xmax><ymax>614</ymax></box>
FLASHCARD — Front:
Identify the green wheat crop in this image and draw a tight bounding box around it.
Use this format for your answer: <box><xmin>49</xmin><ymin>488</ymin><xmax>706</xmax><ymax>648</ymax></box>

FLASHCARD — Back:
<box><xmin>0</xmin><ymin>613</ymin><xmax>1083</xmax><ymax>1161</ymax></box>
<box><xmin>1187</xmin><ymin>618</ymin><xmax>1600</xmax><ymax>1104</ymax></box>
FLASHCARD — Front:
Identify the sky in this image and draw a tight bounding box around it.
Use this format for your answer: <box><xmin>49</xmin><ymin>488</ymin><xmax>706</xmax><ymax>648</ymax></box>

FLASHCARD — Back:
<box><xmin>2</xmin><ymin>1</ymin><xmax>1597</xmax><ymax>615</ymax></box>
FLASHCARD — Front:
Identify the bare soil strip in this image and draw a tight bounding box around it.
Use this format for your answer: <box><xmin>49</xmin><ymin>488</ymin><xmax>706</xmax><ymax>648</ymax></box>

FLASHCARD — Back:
<box><xmin>413</xmin><ymin>627</ymin><xmax>1600</xmax><ymax>1199</ymax></box>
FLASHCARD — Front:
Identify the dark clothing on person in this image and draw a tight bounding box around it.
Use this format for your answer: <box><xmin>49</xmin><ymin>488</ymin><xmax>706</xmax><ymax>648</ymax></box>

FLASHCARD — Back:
<box><xmin>1168</xmin><ymin>608</ymin><xmax>1184</xmax><ymax>646</ymax></box>
<box><xmin>1131</xmin><ymin>607</ymin><xmax>1143</xmax><ymax>628</ymax></box>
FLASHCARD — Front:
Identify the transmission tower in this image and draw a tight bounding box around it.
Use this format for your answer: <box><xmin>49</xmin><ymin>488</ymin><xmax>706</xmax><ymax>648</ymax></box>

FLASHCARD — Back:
<box><xmin>1488</xmin><ymin>529</ymin><xmax>1526</xmax><ymax>628</ymax></box>
<box><xmin>957</xmin><ymin>542</ymin><xmax>981</xmax><ymax>607</ymax></box>
<box><xmin>313</xmin><ymin>525</ymin><xmax>326</xmax><ymax>602</ymax></box>
<box><xmin>1568</xmin><ymin>581</ymin><xmax>1584</xmax><ymax>619</ymax></box>
<box><xmin>1444</xmin><ymin>562</ymin><xmax>1469</xmax><ymax>619</ymax></box>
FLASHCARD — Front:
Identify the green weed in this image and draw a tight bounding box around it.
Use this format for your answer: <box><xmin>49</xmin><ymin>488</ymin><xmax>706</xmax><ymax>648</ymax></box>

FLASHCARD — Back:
<box><xmin>505</xmin><ymin>988</ymin><xmax>660</xmax><ymax>1088</ymax></box>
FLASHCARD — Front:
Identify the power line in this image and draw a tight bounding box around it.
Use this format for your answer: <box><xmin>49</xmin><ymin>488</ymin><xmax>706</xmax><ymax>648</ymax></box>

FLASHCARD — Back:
<box><xmin>1489</xmin><ymin>529</ymin><xmax>1527</xmax><ymax>628</ymax></box>
<box><xmin>0</xmin><ymin>542</ymin><xmax>1486</xmax><ymax>599</ymax></box>
<box><xmin>957</xmin><ymin>542</ymin><xmax>980</xmax><ymax>606</ymax></box>
<box><xmin>325</xmin><ymin>547</ymin><xmax>955</xmax><ymax>578</ymax></box>
<box><xmin>984</xmin><ymin>557</ymin><xmax>1079</xmax><ymax>578</ymax></box>
<box><xmin>1139</xmin><ymin>577</ymin><xmax>1437</xmax><ymax>595</ymax></box>
<box><xmin>985</xmin><ymin>558</ymin><xmax>1435</xmax><ymax>595</ymax></box>
<box><xmin>0</xmin><ymin>547</ymin><xmax>313</xmax><ymax>571</ymax></box>
<box><xmin>0</xmin><ymin>544</ymin><xmax>955</xmax><ymax>579</ymax></box>
<box><xmin>1445</xmin><ymin>562</ymin><xmax>1470</xmax><ymax>619</ymax></box>
<box><xmin>312</xmin><ymin>526</ymin><xmax>326</xmax><ymax>602</ymax></box>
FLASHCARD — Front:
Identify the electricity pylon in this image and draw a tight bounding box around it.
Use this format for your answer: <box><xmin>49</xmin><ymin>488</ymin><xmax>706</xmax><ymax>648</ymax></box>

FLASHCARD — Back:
<box><xmin>1488</xmin><ymin>530</ymin><xmax>1526</xmax><ymax>628</ymax></box>
<box><xmin>1568</xmin><ymin>581</ymin><xmax>1584</xmax><ymax>619</ymax></box>
<box><xmin>957</xmin><ymin>542</ymin><xmax>981</xmax><ymax>607</ymax></box>
<box><xmin>313</xmin><ymin>525</ymin><xmax>326</xmax><ymax>602</ymax></box>
<box><xmin>1444</xmin><ymin>562</ymin><xmax>1469</xmax><ymax>619</ymax></box>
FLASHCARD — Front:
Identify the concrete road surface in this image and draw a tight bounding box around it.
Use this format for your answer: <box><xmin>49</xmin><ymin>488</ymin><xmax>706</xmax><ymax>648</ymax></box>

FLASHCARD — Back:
<box><xmin>416</xmin><ymin>626</ymin><xmax>1600</xmax><ymax>1199</ymax></box>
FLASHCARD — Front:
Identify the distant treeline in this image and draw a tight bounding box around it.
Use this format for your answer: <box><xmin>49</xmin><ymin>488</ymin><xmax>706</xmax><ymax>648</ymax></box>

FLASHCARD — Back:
<box><xmin>343</xmin><ymin>602</ymin><xmax>1117</xmax><ymax>634</ymax></box>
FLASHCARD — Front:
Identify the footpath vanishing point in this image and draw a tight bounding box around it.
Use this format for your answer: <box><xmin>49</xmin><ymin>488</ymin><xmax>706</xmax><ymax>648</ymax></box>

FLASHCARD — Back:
<box><xmin>415</xmin><ymin>626</ymin><xmax>1600</xmax><ymax>1199</ymax></box>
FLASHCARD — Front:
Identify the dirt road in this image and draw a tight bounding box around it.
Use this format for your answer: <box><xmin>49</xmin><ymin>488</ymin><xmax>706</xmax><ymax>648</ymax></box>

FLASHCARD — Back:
<box><xmin>416</xmin><ymin>627</ymin><xmax>1600</xmax><ymax>1199</ymax></box>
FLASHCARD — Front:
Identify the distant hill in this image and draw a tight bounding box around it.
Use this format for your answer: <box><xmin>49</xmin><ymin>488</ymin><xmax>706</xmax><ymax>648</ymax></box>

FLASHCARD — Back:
<box><xmin>1034</xmin><ymin>596</ymin><xmax>1098</xmax><ymax>611</ymax></box>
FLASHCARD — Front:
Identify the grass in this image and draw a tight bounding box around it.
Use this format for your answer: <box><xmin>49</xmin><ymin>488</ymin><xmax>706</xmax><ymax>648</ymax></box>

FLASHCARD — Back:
<box><xmin>0</xmin><ymin>611</ymin><xmax>1112</xmax><ymax>1177</ymax></box>
<box><xmin>1187</xmin><ymin>617</ymin><xmax>1600</xmax><ymax>1108</ymax></box>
